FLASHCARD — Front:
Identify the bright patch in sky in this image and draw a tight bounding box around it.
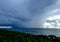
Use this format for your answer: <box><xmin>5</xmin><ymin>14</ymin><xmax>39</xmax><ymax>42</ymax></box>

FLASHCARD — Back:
<box><xmin>44</xmin><ymin>15</ymin><xmax>60</xmax><ymax>28</ymax></box>
<box><xmin>48</xmin><ymin>15</ymin><xmax>60</xmax><ymax>20</ymax></box>
<box><xmin>0</xmin><ymin>26</ymin><xmax>12</xmax><ymax>28</ymax></box>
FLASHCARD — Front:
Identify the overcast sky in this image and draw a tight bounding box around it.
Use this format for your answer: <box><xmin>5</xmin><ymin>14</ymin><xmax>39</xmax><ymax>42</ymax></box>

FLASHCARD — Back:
<box><xmin>0</xmin><ymin>0</ymin><xmax>60</xmax><ymax>28</ymax></box>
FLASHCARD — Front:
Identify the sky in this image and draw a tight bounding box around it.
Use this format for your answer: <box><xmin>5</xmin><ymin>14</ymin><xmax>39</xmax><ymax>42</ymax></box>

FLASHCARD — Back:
<box><xmin>0</xmin><ymin>0</ymin><xmax>60</xmax><ymax>28</ymax></box>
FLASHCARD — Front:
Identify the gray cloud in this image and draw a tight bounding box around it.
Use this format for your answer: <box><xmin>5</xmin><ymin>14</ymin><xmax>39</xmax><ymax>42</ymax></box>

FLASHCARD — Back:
<box><xmin>0</xmin><ymin>0</ymin><xmax>57</xmax><ymax>28</ymax></box>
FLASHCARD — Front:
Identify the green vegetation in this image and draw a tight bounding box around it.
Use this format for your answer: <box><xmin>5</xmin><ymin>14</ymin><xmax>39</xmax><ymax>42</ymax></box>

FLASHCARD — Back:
<box><xmin>0</xmin><ymin>29</ymin><xmax>60</xmax><ymax>42</ymax></box>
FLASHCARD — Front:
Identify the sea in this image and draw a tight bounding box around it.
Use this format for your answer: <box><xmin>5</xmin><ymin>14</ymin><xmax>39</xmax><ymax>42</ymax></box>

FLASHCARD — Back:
<box><xmin>1</xmin><ymin>27</ymin><xmax>60</xmax><ymax>37</ymax></box>
<box><xmin>0</xmin><ymin>24</ymin><xmax>60</xmax><ymax>37</ymax></box>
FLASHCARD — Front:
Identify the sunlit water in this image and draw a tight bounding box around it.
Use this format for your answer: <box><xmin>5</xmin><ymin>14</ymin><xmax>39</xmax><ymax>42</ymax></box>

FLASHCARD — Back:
<box><xmin>1</xmin><ymin>27</ymin><xmax>60</xmax><ymax>37</ymax></box>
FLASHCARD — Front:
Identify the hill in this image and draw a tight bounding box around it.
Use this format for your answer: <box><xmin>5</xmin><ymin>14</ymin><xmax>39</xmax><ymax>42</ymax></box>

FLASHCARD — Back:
<box><xmin>0</xmin><ymin>29</ymin><xmax>60</xmax><ymax>42</ymax></box>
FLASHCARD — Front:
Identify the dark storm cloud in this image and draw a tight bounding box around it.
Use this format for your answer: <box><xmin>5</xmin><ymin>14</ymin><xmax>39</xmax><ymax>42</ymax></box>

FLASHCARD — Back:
<box><xmin>0</xmin><ymin>0</ymin><xmax>56</xmax><ymax>28</ymax></box>
<box><xmin>27</xmin><ymin>0</ymin><xmax>56</xmax><ymax>15</ymax></box>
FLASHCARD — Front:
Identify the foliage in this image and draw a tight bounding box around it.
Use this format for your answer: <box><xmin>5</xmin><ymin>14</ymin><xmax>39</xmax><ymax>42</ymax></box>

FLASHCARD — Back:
<box><xmin>0</xmin><ymin>29</ymin><xmax>60</xmax><ymax>42</ymax></box>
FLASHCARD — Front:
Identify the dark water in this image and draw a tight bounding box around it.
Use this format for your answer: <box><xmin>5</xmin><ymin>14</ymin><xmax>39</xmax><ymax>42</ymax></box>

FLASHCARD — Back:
<box><xmin>1</xmin><ymin>28</ymin><xmax>60</xmax><ymax>37</ymax></box>
<box><xmin>0</xmin><ymin>24</ymin><xmax>60</xmax><ymax>37</ymax></box>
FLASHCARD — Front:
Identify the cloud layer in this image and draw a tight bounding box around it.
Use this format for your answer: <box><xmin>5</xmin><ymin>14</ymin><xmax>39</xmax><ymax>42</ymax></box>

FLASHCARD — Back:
<box><xmin>0</xmin><ymin>0</ymin><xmax>57</xmax><ymax>28</ymax></box>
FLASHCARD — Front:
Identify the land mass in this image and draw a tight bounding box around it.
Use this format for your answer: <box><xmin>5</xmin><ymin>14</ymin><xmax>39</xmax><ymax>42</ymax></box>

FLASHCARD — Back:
<box><xmin>0</xmin><ymin>29</ymin><xmax>60</xmax><ymax>42</ymax></box>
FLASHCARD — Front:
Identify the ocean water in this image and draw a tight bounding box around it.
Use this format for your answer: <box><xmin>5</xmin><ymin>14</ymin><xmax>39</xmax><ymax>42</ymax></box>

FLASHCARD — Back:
<box><xmin>0</xmin><ymin>24</ymin><xmax>60</xmax><ymax>37</ymax></box>
<box><xmin>1</xmin><ymin>28</ymin><xmax>60</xmax><ymax>37</ymax></box>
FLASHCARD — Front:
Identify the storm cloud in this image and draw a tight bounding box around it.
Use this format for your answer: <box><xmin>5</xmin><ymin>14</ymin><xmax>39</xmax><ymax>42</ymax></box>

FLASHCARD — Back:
<box><xmin>0</xmin><ymin>0</ymin><xmax>56</xmax><ymax>28</ymax></box>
